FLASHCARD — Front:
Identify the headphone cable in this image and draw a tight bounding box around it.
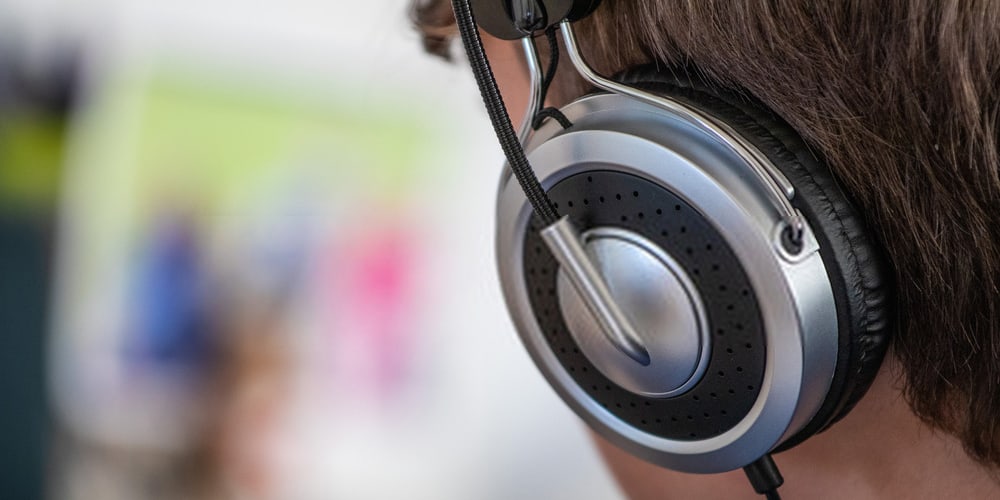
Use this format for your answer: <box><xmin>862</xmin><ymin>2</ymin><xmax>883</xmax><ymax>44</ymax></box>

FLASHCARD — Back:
<box><xmin>451</xmin><ymin>0</ymin><xmax>560</xmax><ymax>227</ymax></box>
<box><xmin>531</xmin><ymin>26</ymin><xmax>573</xmax><ymax>131</ymax></box>
<box><xmin>744</xmin><ymin>454</ymin><xmax>784</xmax><ymax>499</ymax></box>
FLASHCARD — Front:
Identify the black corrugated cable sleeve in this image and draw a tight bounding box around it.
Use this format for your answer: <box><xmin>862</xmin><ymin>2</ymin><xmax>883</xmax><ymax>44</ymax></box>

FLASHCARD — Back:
<box><xmin>451</xmin><ymin>0</ymin><xmax>560</xmax><ymax>226</ymax></box>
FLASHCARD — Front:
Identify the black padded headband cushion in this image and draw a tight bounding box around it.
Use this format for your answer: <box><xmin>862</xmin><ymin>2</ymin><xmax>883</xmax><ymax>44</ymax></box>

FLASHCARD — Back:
<box><xmin>615</xmin><ymin>66</ymin><xmax>894</xmax><ymax>450</ymax></box>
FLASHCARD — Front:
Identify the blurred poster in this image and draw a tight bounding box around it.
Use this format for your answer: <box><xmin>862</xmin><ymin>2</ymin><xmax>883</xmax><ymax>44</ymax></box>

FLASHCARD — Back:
<box><xmin>50</xmin><ymin>56</ymin><xmax>444</xmax><ymax>498</ymax></box>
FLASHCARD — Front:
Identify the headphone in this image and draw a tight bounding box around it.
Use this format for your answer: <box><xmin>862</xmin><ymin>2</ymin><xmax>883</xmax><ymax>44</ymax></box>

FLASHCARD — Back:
<box><xmin>456</xmin><ymin>0</ymin><xmax>893</xmax><ymax>491</ymax></box>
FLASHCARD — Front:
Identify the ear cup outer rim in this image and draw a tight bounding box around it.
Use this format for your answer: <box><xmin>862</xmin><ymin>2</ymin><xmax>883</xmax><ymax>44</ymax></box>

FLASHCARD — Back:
<box><xmin>615</xmin><ymin>66</ymin><xmax>893</xmax><ymax>450</ymax></box>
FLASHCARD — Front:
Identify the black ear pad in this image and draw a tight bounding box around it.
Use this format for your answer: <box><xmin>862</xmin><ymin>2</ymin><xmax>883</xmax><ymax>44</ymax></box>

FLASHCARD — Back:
<box><xmin>615</xmin><ymin>66</ymin><xmax>894</xmax><ymax>450</ymax></box>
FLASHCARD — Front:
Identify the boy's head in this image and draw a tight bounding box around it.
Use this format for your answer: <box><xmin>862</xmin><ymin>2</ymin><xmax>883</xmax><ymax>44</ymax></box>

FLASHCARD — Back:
<box><xmin>413</xmin><ymin>0</ymin><xmax>1000</xmax><ymax>468</ymax></box>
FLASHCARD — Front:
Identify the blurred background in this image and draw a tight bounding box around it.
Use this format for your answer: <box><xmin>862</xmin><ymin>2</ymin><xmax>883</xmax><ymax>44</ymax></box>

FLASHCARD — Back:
<box><xmin>0</xmin><ymin>0</ymin><xmax>622</xmax><ymax>498</ymax></box>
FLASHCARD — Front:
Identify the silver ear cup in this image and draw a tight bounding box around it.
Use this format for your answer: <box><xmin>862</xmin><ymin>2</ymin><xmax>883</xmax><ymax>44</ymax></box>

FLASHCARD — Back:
<box><xmin>556</xmin><ymin>227</ymin><xmax>711</xmax><ymax>398</ymax></box>
<box><xmin>496</xmin><ymin>93</ymin><xmax>839</xmax><ymax>473</ymax></box>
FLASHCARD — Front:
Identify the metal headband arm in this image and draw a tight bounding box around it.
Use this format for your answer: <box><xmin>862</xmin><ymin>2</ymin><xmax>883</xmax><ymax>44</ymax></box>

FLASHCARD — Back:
<box><xmin>558</xmin><ymin>21</ymin><xmax>805</xmax><ymax>245</ymax></box>
<box><xmin>518</xmin><ymin>36</ymin><xmax>544</xmax><ymax>144</ymax></box>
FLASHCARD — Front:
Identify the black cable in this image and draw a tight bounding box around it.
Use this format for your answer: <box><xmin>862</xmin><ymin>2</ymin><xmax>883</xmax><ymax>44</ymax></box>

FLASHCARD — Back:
<box><xmin>743</xmin><ymin>454</ymin><xmax>784</xmax><ymax>500</ymax></box>
<box><xmin>534</xmin><ymin>108</ymin><xmax>574</xmax><ymax>129</ymax></box>
<box><xmin>540</xmin><ymin>26</ymin><xmax>560</xmax><ymax>103</ymax></box>
<box><xmin>451</xmin><ymin>0</ymin><xmax>559</xmax><ymax>226</ymax></box>
<box><xmin>532</xmin><ymin>26</ymin><xmax>573</xmax><ymax>131</ymax></box>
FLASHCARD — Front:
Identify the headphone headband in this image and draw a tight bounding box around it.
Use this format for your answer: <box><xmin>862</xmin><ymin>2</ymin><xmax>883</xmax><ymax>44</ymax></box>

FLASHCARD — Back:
<box><xmin>470</xmin><ymin>0</ymin><xmax>602</xmax><ymax>39</ymax></box>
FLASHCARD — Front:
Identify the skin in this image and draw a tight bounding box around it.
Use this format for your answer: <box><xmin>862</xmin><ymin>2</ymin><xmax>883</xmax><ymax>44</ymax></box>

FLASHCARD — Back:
<box><xmin>482</xmin><ymin>35</ymin><xmax>1000</xmax><ymax>499</ymax></box>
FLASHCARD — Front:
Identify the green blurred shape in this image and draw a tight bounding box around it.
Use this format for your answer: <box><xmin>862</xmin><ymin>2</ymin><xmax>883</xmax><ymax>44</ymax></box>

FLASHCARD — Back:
<box><xmin>0</xmin><ymin>111</ymin><xmax>66</xmax><ymax>211</ymax></box>
<box><xmin>129</xmin><ymin>67</ymin><xmax>439</xmax><ymax>209</ymax></box>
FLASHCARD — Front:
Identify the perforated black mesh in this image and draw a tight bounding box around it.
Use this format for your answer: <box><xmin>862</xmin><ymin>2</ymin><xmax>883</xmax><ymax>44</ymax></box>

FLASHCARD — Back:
<box><xmin>523</xmin><ymin>170</ymin><xmax>767</xmax><ymax>440</ymax></box>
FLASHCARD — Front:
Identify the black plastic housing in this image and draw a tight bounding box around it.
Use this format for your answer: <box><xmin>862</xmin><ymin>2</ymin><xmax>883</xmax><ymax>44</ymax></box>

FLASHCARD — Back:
<box><xmin>469</xmin><ymin>0</ymin><xmax>601</xmax><ymax>40</ymax></box>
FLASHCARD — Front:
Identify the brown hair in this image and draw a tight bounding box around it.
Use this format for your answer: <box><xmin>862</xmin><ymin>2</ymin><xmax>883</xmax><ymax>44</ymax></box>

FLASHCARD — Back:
<box><xmin>412</xmin><ymin>1</ymin><xmax>1000</xmax><ymax>466</ymax></box>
